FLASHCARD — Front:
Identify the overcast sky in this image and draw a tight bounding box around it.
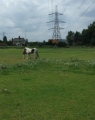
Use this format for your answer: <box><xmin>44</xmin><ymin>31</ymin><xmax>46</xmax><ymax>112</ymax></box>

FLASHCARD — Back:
<box><xmin>0</xmin><ymin>0</ymin><xmax>95</xmax><ymax>42</ymax></box>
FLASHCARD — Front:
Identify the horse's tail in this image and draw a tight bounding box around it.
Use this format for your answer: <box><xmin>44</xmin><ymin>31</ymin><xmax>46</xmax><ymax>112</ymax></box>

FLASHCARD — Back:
<box><xmin>35</xmin><ymin>49</ymin><xmax>39</xmax><ymax>59</ymax></box>
<box><xmin>36</xmin><ymin>49</ymin><xmax>39</xmax><ymax>58</ymax></box>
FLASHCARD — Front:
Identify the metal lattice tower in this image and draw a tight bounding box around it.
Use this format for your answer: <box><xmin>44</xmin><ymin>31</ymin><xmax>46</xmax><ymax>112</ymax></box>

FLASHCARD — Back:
<box><xmin>48</xmin><ymin>5</ymin><xmax>65</xmax><ymax>41</ymax></box>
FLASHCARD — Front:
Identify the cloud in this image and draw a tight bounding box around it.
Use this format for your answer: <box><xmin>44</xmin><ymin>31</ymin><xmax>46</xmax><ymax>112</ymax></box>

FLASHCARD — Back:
<box><xmin>0</xmin><ymin>0</ymin><xmax>95</xmax><ymax>42</ymax></box>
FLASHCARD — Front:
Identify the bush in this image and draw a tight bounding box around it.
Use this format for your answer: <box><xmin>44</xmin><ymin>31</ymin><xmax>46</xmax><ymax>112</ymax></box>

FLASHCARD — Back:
<box><xmin>76</xmin><ymin>42</ymin><xmax>83</xmax><ymax>46</ymax></box>
<box><xmin>58</xmin><ymin>42</ymin><xmax>67</xmax><ymax>47</ymax></box>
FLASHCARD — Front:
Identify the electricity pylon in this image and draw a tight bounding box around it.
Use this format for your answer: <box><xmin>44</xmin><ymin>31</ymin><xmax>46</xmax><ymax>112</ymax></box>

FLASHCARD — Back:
<box><xmin>48</xmin><ymin>5</ymin><xmax>65</xmax><ymax>41</ymax></box>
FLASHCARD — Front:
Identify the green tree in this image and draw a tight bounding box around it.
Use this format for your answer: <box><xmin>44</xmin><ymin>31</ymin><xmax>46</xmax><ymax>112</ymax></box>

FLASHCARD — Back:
<box><xmin>66</xmin><ymin>31</ymin><xmax>75</xmax><ymax>45</ymax></box>
<box><xmin>90</xmin><ymin>38</ymin><xmax>95</xmax><ymax>46</ymax></box>
<box><xmin>3</xmin><ymin>36</ymin><xmax>7</xmax><ymax>42</ymax></box>
<box><xmin>74</xmin><ymin>31</ymin><xmax>81</xmax><ymax>44</ymax></box>
<box><xmin>81</xmin><ymin>29</ymin><xmax>88</xmax><ymax>45</ymax></box>
<box><xmin>81</xmin><ymin>21</ymin><xmax>95</xmax><ymax>45</ymax></box>
<box><xmin>6</xmin><ymin>40</ymin><xmax>13</xmax><ymax>46</ymax></box>
<box><xmin>0</xmin><ymin>40</ymin><xmax>3</xmax><ymax>43</ymax></box>
<box><xmin>88</xmin><ymin>22</ymin><xmax>95</xmax><ymax>38</ymax></box>
<box><xmin>66</xmin><ymin>21</ymin><xmax>95</xmax><ymax>46</ymax></box>
<box><xmin>58</xmin><ymin>42</ymin><xmax>67</xmax><ymax>47</ymax></box>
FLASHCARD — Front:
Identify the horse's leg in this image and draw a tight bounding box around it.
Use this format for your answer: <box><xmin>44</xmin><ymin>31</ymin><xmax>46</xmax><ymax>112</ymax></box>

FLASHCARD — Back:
<box><xmin>29</xmin><ymin>54</ymin><xmax>31</xmax><ymax>59</ymax></box>
<box><xmin>26</xmin><ymin>53</ymin><xmax>28</xmax><ymax>59</ymax></box>
<box><xmin>23</xmin><ymin>48</ymin><xmax>27</xmax><ymax>59</ymax></box>
<box><xmin>34</xmin><ymin>50</ymin><xmax>39</xmax><ymax>59</ymax></box>
<box><xmin>36</xmin><ymin>50</ymin><xmax>39</xmax><ymax>58</ymax></box>
<box><xmin>34</xmin><ymin>53</ymin><xmax>37</xmax><ymax>59</ymax></box>
<box><xmin>34</xmin><ymin>53</ymin><xmax>36</xmax><ymax>59</ymax></box>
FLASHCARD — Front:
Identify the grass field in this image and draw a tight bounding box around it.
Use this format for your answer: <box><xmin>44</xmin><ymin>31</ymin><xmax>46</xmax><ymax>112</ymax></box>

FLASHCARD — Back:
<box><xmin>0</xmin><ymin>47</ymin><xmax>95</xmax><ymax>120</ymax></box>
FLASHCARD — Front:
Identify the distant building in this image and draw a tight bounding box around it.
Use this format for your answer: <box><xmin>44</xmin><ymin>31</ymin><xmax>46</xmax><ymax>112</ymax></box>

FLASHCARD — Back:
<box><xmin>13</xmin><ymin>36</ymin><xmax>26</xmax><ymax>46</ymax></box>
<box><xmin>48</xmin><ymin>39</ymin><xmax>59</xmax><ymax>44</ymax></box>
<box><xmin>61</xmin><ymin>39</ymin><xmax>68</xmax><ymax>44</ymax></box>
<box><xmin>48</xmin><ymin>39</ymin><xmax>67</xmax><ymax>44</ymax></box>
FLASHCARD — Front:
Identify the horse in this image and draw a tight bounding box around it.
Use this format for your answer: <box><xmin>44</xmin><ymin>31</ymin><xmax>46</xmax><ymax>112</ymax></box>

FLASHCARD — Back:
<box><xmin>23</xmin><ymin>47</ymin><xmax>39</xmax><ymax>59</ymax></box>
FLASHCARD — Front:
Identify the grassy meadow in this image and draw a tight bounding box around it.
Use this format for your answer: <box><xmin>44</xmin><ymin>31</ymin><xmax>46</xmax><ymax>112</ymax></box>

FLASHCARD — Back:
<box><xmin>0</xmin><ymin>47</ymin><xmax>95</xmax><ymax>120</ymax></box>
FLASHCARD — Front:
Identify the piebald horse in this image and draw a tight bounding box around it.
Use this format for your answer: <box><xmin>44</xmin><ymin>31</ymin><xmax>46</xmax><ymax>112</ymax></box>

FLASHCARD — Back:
<box><xmin>23</xmin><ymin>47</ymin><xmax>39</xmax><ymax>59</ymax></box>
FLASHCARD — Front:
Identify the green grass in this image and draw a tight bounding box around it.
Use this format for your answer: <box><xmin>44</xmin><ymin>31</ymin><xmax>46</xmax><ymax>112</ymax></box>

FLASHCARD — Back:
<box><xmin>0</xmin><ymin>47</ymin><xmax>95</xmax><ymax>120</ymax></box>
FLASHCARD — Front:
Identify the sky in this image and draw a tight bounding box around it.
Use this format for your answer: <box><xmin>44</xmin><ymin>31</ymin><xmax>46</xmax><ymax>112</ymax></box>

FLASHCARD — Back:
<box><xmin>0</xmin><ymin>0</ymin><xmax>95</xmax><ymax>42</ymax></box>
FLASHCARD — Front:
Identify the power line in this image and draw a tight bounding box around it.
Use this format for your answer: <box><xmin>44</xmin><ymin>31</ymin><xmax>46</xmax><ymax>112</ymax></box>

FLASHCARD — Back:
<box><xmin>65</xmin><ymin>0</ymin><xmax>95</xmax><ymax>29</ymax></box>
<box><xmin>66</xmin><ymin>0</ymin><xmax>85</xmax><ymax>22</ymax></box>
<box><xmin>63</xmin><ymin>0</ymin><xmax>70</xmax><ymax>15</ymax></box>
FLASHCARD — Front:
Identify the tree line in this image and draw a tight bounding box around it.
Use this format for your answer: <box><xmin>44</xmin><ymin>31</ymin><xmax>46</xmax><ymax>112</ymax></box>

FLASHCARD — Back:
<box><xmin>66</xmin><ymin>21</ymin><xmax>95</xmax><ymax>46</ymax></box>
<box><xmin>0</xmin><ymin>21</ymin><xmax>95</xmax><ymax>47</ymax></box>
